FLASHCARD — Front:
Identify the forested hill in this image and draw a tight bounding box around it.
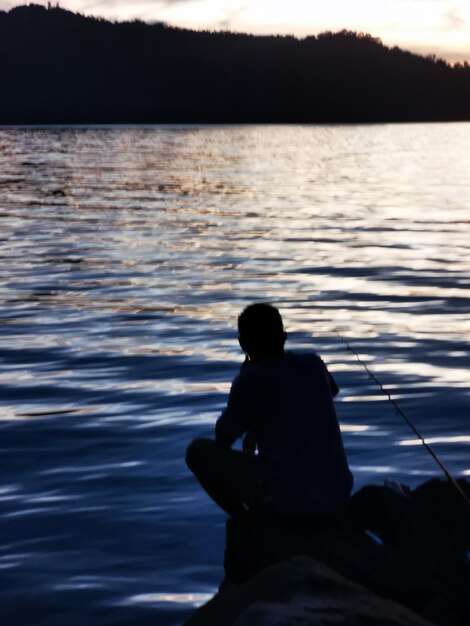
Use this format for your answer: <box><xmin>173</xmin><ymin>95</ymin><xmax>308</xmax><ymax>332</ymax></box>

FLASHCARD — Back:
<box><xmin>1</xmin><ymin>4</ymin><xmax>470</xmax><ymax>124</ymax></box>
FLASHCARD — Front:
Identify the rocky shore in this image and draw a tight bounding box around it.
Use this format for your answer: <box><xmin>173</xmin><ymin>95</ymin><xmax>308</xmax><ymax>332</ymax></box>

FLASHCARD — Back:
<box><xmin>186</xmin><ymin>479</ymin><xmax>470</xmax><ymax>626</ymax></box>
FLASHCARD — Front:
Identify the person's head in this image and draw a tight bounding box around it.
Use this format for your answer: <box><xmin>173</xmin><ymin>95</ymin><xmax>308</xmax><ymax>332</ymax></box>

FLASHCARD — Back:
<box><xmin>238</xmin><ymin>303</ymin><xmax>286</xmax><ymax>361</ymax></box>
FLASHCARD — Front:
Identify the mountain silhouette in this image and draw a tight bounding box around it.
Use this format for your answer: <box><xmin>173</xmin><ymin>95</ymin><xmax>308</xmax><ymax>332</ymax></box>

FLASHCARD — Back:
<box><xmin>1</xmin><ymin>4</ymin><xmax>469</xmax><ymax>123</ymax></box>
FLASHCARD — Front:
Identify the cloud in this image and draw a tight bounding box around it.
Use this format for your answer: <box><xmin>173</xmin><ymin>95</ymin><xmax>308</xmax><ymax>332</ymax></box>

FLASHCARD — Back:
<box><xmin>446</xmin><ymin>10</ymin><xmax>466</xmax><ymax>29</ymax></box>
<box><xmin>215</xmin><ymin>2</ymin><xmax>247</xmax><ymax>31</ymax></box>
<box><xmin>79</xmin><ymin>0</ymin><xmax>200</xmax><ymax>12</ymax></box>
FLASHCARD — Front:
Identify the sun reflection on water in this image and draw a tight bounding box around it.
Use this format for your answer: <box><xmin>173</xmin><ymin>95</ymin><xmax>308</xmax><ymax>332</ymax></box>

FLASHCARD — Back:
<box><xmin>399</xmin><ymin>435</ymin><xmax>470</xmax><ymax>446</ymax></box>
<box><xmin>126</xmin><ymin>592</ymin><xmax>213</xmax><ymax>607</ymax></box>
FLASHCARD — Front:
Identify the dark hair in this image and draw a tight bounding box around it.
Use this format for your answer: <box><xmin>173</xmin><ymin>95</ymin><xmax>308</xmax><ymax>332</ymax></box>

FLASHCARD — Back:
<box><xmin>238</xmin><ymin>303</ymin><xmax>284</xmax><ymax>345</ymax></box>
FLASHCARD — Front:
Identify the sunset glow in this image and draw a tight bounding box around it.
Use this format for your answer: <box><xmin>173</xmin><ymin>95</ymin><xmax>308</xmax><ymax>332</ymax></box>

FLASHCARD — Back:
<box><xmin>1</xmin><ymin>0</ymin><xmax>469</xmax><ymax>62</ymax></box>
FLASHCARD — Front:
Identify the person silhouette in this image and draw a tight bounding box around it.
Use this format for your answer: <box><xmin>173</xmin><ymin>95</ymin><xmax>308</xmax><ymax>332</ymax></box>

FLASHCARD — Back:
<box><xmin>186</xmin><ymin>303</ymin><xmax>353</xmax><ymax>519</ymax></box>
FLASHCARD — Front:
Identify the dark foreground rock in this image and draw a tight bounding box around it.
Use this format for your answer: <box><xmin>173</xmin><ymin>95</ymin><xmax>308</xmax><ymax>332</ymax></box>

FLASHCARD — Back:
<box><xmin>186</xmin><ymin>479</ymin><xmax>470</xmax><ymax>626</ymax></box>
<box><xmin>186</xmin><ymin>556</ymin><xmax>437</xmax><ymax>626</ymax></box>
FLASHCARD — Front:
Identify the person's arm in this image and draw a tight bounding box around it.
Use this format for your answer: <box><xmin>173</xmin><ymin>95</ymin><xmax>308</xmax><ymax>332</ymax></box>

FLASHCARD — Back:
<box><xmin>318</xmin><ymin>356</ymin><xmax>340</xmax><ymax>397</ymax></box>
<box><xmin>215</xmin><ymin>376</ymin><xmax>249</xmax><ymax>448</ymax></box>
<box><xmin>327</xmin><ymin>369</ymin><xmax>340</xmax><ymax>397</ymax></box>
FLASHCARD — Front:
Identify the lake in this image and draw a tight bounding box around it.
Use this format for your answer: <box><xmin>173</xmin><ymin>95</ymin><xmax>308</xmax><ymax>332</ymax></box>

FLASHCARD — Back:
<box><xmin>0</xmin><ymin>123</ymin><xmax>469</xmax><ymax>625</ymax></box>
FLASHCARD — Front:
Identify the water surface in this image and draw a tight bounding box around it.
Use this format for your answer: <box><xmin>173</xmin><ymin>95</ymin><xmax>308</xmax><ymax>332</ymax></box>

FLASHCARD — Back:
<box><xmin>0</xmin><ymin>124</ymin><xmax>469</xmax><ymax>625</ymax></box>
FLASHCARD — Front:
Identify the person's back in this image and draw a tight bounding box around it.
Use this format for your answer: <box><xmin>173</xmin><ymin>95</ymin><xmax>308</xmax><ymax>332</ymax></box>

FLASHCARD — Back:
<box><xmin>218</xmin><ymin>351</ymin><xmax>352</xmax><ymax>516</ymax></box>
<box><xmin>186</xmin><ymin>303</ymin><xmax>353</xmax><ymax>519</ymax></box>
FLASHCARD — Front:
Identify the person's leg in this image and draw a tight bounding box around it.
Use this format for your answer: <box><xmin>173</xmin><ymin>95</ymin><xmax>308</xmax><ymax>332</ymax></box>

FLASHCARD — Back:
<box><xmin>186</xmin><ymin>438</ymin><xmax>268</xmax><ymax>517</ymax></box>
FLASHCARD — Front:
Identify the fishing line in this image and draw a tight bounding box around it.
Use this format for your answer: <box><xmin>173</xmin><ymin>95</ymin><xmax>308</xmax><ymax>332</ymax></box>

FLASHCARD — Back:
<box><xmin>334</xmin><ymin>329</ymin><xmax>470</xmax><ymax>511</ymax></box>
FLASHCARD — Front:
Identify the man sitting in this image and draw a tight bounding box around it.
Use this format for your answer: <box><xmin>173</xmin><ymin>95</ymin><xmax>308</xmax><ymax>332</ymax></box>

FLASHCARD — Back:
<box><xmin>186</xmin><ymin>303</ymin><xmax>353</xmax><ymax>519</ymax></box>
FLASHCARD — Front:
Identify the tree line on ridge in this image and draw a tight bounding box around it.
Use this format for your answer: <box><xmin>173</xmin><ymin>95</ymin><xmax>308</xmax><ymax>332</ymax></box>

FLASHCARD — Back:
<box><xmin>1</xmin><ymin>4</ymin><xmax>469</xmax><ymax>123</ymax></box>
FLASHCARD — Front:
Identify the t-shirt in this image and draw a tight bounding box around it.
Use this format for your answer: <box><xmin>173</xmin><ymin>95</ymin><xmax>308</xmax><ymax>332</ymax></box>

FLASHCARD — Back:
<box><xmin>215</xmin><ymin>352</ymin><xmax>353</xmax><ymax>517</ymax></box>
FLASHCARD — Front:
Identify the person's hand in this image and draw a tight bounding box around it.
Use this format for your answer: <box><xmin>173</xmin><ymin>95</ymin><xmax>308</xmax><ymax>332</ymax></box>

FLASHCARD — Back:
<box><xmin>242</xmin><ymin>431</ymin><xmax>257</xmax><ymax>454</ymax></box>
<box><xmin>240</xmin><ymin>356</ymin><xmax>251</xmax><ymax>371</ymax></box>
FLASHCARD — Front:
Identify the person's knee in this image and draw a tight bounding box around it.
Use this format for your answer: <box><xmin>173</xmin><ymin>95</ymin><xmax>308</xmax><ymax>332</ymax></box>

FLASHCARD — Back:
<box><xmin>185</xmin><ymin>437</ymin><xmax>214</xmax><ymax>472</ymax></box>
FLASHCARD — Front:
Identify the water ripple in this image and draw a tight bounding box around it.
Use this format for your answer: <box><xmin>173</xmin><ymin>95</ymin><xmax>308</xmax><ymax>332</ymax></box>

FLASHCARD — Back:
<box><xmin>0</xmin><ymin>124</ymin><xmax>469</xmax><ymax>625</ymax></box>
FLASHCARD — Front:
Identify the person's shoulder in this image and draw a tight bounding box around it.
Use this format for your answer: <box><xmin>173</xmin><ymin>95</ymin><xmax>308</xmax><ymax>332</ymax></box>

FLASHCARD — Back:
<box><xmin>237</xmin><ymin>358</ymin><xmax>283</xmax><ymax>384</ymax></box>
<box><xmin>286</xmin><ymin>350</ymin><xmax>323</xmax><ymax>366</ymax></box>
<box><xmin>234</xmin><ymin>362</ymin><xmax>264</xmax><ymax>385</ymax></box>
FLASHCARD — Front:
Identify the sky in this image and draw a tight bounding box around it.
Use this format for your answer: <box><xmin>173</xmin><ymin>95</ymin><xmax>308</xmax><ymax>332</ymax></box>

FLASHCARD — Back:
<box><xmin>2</xmin><ymin>0</ymin><xmax>469</xmax><ymax>63</ymax></box>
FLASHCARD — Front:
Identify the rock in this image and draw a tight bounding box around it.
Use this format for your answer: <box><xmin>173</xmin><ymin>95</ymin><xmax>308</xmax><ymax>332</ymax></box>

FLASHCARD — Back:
<box><xmin>223</xmin><ymin>510</ymin><xmax>381</xmax><ymax>588</ymax></box>
<box><xmin>186</xmin><ymin>556</ymin><xmax>438</xmax><ymax>626</ymax></box>
<box><xmin>348</xmin><ymin>478</ymin><xmax>470</xmax><ymax>566</ymax></box>
<box><xmin>346</xmin><ymin>478</ymin><xmax>470</xmax><ymax>625</ymax></box>
<box><xmin>190</xmin><ymin>479</ymin><xmax>470</xmax><ymax>626</ymax></box>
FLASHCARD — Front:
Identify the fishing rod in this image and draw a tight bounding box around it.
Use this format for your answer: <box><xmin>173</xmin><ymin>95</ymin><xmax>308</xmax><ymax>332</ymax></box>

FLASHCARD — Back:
<box><xmin>334</xmin><ymin>329</ymin><xmax>470</xmax><ymax>511</ymax></box>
